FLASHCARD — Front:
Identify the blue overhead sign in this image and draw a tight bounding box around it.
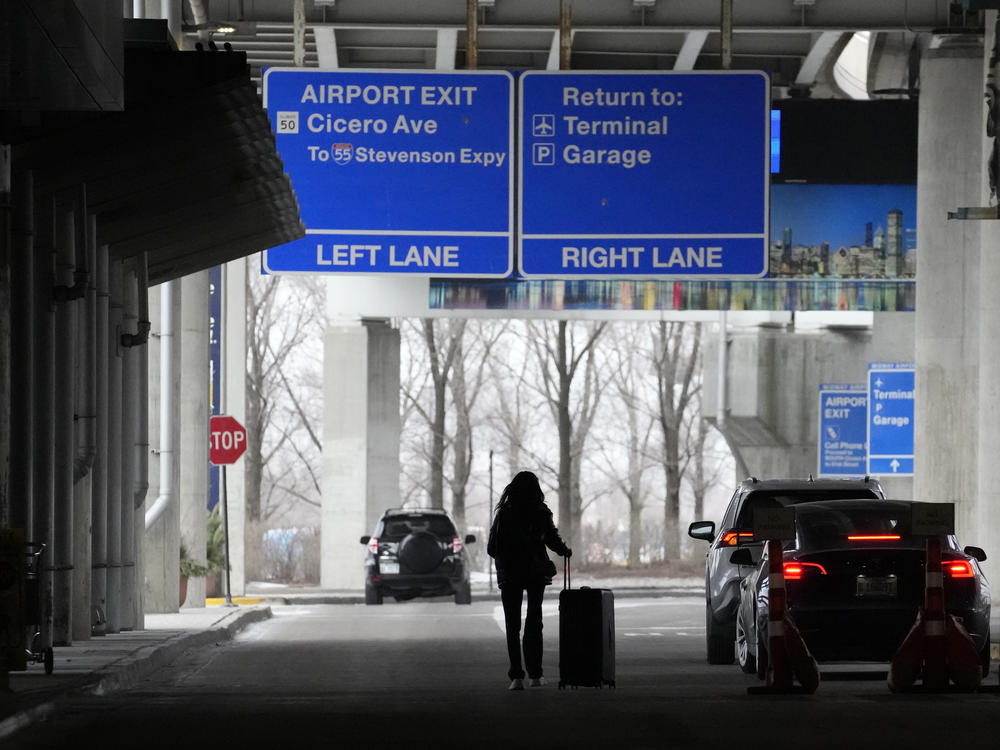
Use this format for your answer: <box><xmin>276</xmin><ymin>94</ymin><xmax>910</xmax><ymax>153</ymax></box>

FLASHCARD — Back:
<box><xmin>867</xmin><ymin>363</ymin><xmax>915</xmax><ymax>476</ymax></box>
<box><xmin>818</xmin><ymin>384</ymin><xmax>868</xmax><ymax>477</ymax></box>
<box><xmin>262</xmin><ymin>69</ymin><xmax>514</xmax><ymax>276</ymax></box>
<box><xmin>519</xmin><ymin>71</ymin><xmax>770</xmax><ymax>279</ymax></box>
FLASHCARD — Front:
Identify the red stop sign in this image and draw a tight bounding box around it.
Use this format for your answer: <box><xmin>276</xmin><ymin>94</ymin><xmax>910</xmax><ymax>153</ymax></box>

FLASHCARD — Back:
<box><xmin>209</xmin><ymin>415</ymin><xmax>247</xmax><ymax>465</ymax></box>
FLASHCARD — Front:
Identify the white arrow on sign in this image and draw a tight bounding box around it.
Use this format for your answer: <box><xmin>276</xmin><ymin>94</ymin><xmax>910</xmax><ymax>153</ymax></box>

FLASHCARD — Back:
<box><xmin>890</xmin><ymin>459</ymin><xmax>900</xmax><ymax>472</ymax></box>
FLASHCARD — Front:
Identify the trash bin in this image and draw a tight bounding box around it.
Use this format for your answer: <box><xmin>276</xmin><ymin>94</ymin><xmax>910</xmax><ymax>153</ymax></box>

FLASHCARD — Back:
<box><xmin>23</xmin><ymin>541</ymin><xmax>52</xmax><ymax>674</ymax></box>
<box><xmin>0</xmin><ymin>532</ymin><xmax>51</xmax><ymax>674</ymax></box>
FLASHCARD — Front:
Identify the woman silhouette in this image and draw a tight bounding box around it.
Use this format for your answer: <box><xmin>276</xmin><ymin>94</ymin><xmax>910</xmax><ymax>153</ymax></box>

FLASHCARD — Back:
<box><xmin>487</xmin><ymin>471</ymin><xmax>572</xmax><ymax>690</ymax></box>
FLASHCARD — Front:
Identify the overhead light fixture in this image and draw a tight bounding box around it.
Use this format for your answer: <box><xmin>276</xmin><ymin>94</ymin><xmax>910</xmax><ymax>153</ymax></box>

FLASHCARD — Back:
<box><xmin>315</xmin><ymin>0</ymin><xmax>337</xmax><ymax>5</ymax></box>
<box><xmin>793</xmin><ymin>0</ymin><xmax>816</xmax><ymax>6</ymax></box>
<box><xmin>215</xmin><ymin>25</ymin><xmax>236</xmax><ymax>34</ymax></box>
<box><xmin>633</xmin><ymin>0</ymin><xmax>656</xmax><ymax>6</ymax></box>
<box><xmin>478</xmin><ymin>0</ymin><xmax>496</xmax><ymax>6</ymax></box>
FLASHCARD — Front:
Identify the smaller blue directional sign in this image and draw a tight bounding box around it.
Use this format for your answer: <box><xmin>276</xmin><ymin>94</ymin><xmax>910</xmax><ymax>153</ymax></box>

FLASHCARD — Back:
<box><xmin>519</xmin><ymin>71</ymin><xmax>770</xmax><ymax>279</ymax></box>
<box><xmin>262</xmin><ymin>69</ymin><xmax>514</xmax><ymax>277</ymax></box>
<box><xmin>867</xmin><ymin>363</ymin><xmax>915</xmax><ymax>476</ymax></box>
<box><xmin>818</xmin><ymin>384</ymin><xmax>868</xmax><ymax>477</ymax></box>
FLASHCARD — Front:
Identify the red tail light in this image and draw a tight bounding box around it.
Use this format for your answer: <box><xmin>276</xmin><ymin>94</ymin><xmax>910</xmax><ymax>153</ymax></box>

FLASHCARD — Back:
<box><xmin>367</xmin><ymin>536</ymin><xmax>379</xmax><ymax>555</ymax></box>
<box><xmin>945</xmin><ymin>560</ymin><xmax>975</xmax><ymax>578</ymax></box>
<box><xmin>783</xmin><ymin>562</ymin><xmax>828</xmax><ymax>581</ymax></box>
<box><xmin>452</xmin><ymin>535</ymin><xmax>463</xmax><ymax>554</ymax></box>
<box><xmin>847</xmin><ymin>535</ymin><xmax>901</xmax><ymax>542</ymax></box>
<box><xmin>720</xmin><ymin>530</ymin><xmax>754</xmax><ymax>546</ymax></box>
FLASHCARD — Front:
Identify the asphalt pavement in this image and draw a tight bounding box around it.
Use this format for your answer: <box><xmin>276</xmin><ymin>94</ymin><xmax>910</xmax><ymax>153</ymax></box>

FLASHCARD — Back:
<box><xmin>2</xmin><ymin>577</ymin><xmax>998</xmax><ymax>743</ymax></box>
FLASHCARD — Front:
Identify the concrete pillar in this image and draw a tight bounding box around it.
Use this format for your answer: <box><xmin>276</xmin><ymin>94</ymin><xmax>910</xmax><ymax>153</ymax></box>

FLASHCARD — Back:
<box><xmin>179</xmin><ymin>271</ymin><xmax>209</xmax><ymax>607</ymax></box>
<box><xmin>365</xmin><ymin>319</ymin><xmax>401</xmax><ymax>533</ymax></box>
<box><xmin>106</xmin><ymin>261</ymin><xmax>123</xmax><ymax>631</ymax></box>
<box><xmin>143</xmin><ymin>283</ymin><xmax>181</xmax><ymax>612</ymax></box>
<box><xmin>120</xmin><ymin>271</ymin><xmax>138</xmax><ymax>630</ymax></box>
<box><xmin>322</xmin><ymin>321</ymin><xmax>368</xmax><ymax>590</ymax></box>
<box><xmin>977</xmin><ymin>13</ymin><xmax>1000</xmax><ymax>588</ymax></box>
<box><xmin>321</xmin><ymin>315</ymin><xmax>401</xmax><ymax>590</ymax></box>
<box><xmin>222</xmin><ymin>259</ymin><xmax>247</xmax><ymax>596</ymax></box>
<box><xmin>8</xmin><ymin>170</ymin><xmax>33</xmax><ymax>535</ymax></box>
<box><xmin>91</xmin><ymin>243</ymin><xmax>109</xmax><ymax>631</ymax></box>
<box><xmin>914</xmin><ymin>36</ymin><xmax>983</xmax><ymax>547</ymax></box>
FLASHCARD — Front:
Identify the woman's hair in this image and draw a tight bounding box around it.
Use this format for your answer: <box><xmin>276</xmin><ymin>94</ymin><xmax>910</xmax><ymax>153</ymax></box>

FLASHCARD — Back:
<box><xmin>497</xmin><ymin>471</ymin><xmax>544</xmax><ymax>513</ymax></box>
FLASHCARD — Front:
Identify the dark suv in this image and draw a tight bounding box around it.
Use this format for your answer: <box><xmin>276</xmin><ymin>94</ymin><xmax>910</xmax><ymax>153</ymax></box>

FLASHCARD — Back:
<box><xmin>360</xmin><ymin>508</ymin><xmax>476</xmax><ymax>605</ymax></box>
<box><xmin>687</xmin><ymin>476</ymin><xmax>886</xmax><ymax>664</ymax></box>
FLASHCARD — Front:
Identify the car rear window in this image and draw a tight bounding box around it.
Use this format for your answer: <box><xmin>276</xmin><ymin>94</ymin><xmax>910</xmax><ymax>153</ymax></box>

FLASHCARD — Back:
<box><xmin>736</xmin><ymin>490</ymin><xmax>878</xmax><ymax>529</ymax></box>
<box><xmin>793</xmin><ymin>502</ymin><xmax>959</xmax><ymax>551</ymax></box>
<box><xmin>382</xmin><ymin>515</ymin><xmax>456</xmax><ymax>540</ymax></box>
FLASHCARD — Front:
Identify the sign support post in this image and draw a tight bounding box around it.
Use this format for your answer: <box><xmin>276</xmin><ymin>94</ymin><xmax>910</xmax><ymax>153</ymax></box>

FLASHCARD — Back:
<box><xmin>209</xmin><ymin>414</ymin><xmax>248</xmax><ymax>607</ymax></box>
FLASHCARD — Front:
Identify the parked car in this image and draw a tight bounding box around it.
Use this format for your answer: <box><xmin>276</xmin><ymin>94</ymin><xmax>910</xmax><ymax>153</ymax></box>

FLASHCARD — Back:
<box><xmin>360</xmin><ymin>508</ymin><xmax>476</xmax><ymax>605</ymax></box>
<box><xmin>688</xmin><ymin>476</ymin><xmax>886</xmax><ymax>664</ymax></box>
<box><xmin>731</xmin><ymin>499</ymin><xmax>991</xmax><ymax>679</ymax></box>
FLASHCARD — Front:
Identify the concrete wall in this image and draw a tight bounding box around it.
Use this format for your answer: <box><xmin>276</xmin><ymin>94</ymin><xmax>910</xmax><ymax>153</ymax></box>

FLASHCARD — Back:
<box><xmin>704</xmin><ymin>313</ymin><xmax>914</xmax><ymax>499</ymax></box>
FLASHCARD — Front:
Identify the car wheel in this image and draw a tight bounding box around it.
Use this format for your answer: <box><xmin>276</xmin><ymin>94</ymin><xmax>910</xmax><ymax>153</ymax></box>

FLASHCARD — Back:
<box><xmin>736</xmin><ymin>610</ymin><xmax>756</xmax><ymax>674</ymax></box>
<box><xmin>706</xmin><ymin>603</ymin><xmax>736</xmax><ymax>665</ymax></box>
<box><xmin>454</xmin><ymin>581</ymin><xmax>472</xmax><ymax>605</ymax></box>
<box><xmin>364</xmin><ymin>583</ymin><xmax>383</xmax><ymax>605</ymax></box>
<box><xmin>755</xmin><ymin>631</ymin><xmax>768</xmax><ymax>681</ymax></box>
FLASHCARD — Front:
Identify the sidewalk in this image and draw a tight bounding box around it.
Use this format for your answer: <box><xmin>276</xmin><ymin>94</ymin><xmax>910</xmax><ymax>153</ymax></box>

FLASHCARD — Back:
<box><xmin>0</xmin><ymin>603</ymin><xmax>272</xmax><ymax>741</ymax></box>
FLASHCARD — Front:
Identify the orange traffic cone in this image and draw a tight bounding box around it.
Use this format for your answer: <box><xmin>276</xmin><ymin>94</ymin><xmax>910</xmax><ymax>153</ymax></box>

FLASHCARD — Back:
<box><xmin>889</xmin><ymin>610</ymin><xmax>924</xmax><ymax>692</ymax></box>
<box><xmin>784</xmin><ymin>613</ymin><xmax>820</xmax><ymax>693</ymax></box>
<box><xmin>945</xmin><ymin>615</ymin><xmax>981</xmax><ymax>691</ymax></box>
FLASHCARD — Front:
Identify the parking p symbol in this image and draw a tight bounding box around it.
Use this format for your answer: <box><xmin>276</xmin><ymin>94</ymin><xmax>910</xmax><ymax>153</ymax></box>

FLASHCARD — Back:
<box><xmin>533</xmin><ymin>143</ymin><xmax>555</xmax><ymax>166</ymax></box>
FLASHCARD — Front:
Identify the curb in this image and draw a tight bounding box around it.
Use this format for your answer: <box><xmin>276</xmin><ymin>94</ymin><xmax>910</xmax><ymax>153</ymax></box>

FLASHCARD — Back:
<box><xmin>0</xmin><ymin>605</ymin><xmax>272</xmax><ymax>741</ymax></box>
<box><xmin>88</xmin><ymin>605</ymin><xmax>273</xmax><ymax>696</ymax></box>
<box><xmin>255</xmin><ymin>587</ymin><xmax>703</xmax><ymax>606</ymax></box>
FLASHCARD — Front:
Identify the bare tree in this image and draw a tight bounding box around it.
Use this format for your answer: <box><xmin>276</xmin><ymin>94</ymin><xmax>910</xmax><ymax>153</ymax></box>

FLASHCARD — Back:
<box><xmin>446</xmin><ymin>320</ymin><xmax>505</xmax><ymax>531</ymax></box>
<box><xmin>593</xmin><ymin>324</ymin><xmax>659</xmax><ymax>566</ymax></box>
<box><xmin>526</xmin><ymin>319</ymin><xmax>607</xmax><ymax>553</ymax></box>
<box><xmin>651</xmin><ymin>321</ymin><xmax>701</xmax><ymax>561</ymax></box>
<box><xmin>487</xmin><ymin>328</ymin><xmax>550</xmax><ymax>479</ymax></box>
<box><xmin>245</xmin><ymin>259</ymin><xmax>324</xmax><ymax>523</ymax></box>
<box><xmin>679</xmin><ymin>389</ymin><xmax>730</xmax><ymax>558</ymax></box>
<box><xmin>399</xmin><ymin>318</ymin><xmax>466</xmax><ymax>509</ymax></box>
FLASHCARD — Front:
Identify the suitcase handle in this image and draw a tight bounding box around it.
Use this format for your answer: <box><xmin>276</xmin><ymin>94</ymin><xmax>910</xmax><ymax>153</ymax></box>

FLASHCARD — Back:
<box><xmin>564</xmin><ymin>555</ymin><xmax>571</xmax><ymax>590</ymax></box>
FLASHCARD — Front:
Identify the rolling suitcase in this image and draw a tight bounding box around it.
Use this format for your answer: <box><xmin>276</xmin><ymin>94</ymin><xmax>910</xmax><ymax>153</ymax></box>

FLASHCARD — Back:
<box><xmin>558</xmin><ymin>558</ymin><xmax>616</xmax><ymax>688</ymax></box>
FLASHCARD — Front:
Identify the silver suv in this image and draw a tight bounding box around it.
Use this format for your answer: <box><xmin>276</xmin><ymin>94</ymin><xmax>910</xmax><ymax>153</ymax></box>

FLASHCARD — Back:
<box><xmin>687</xmin><ymin>476</ymin><xmax>886</xmax><ymax>664</ymax></box>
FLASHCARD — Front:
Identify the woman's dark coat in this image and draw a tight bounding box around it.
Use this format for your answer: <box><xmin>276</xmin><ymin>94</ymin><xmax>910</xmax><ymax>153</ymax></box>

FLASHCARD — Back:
<box><xmin>487</xmin><ymin>501</ymin><xmax>570</xmax><ymax>588</ymax></box>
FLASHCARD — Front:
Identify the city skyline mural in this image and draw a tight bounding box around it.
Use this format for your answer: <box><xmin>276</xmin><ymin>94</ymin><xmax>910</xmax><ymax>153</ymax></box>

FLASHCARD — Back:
<box><xmin>431</xmin><ymin>183</ymin><xmax>918</xmax><ymax>313</ymax></box>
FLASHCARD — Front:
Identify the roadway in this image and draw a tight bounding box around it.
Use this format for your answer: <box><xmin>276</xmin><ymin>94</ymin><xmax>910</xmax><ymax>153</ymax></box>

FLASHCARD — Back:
<box><xmin>5</xmin><ymin>597</ymin><xmax>1000</xmax><ymax>749</ymax></box>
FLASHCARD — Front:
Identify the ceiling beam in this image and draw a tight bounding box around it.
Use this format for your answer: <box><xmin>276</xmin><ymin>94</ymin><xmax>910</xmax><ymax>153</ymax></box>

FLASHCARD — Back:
<box><xmin>795</xmin><ymin>31</ymin><xmax>845</xmax><ymax>87</ymax></box>
<box><xmin>436</xmin><ymin>28</ymin><xmax>458</xmax><ymax>69</ymax></box>
<box><xmin>673</xmin><ymin>30</ymin><xmax>709</xmax><ymax>70</ymax></box>
<box><xmin>314</xmin><ymin>26</ymin><xmax>338</xmax><ymax>67</ymax></box>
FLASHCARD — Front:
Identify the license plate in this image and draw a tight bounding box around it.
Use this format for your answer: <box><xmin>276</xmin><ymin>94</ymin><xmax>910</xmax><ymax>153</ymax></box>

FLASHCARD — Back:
<box><xmin>856</xmin><ymin>575</ymin><xmax>897</xmax><ymax>598</ymax></box>
<box><xmin>379</xmin><ymin>560</ymin><xmax>399</xmax><ymax>575</ymax></box>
